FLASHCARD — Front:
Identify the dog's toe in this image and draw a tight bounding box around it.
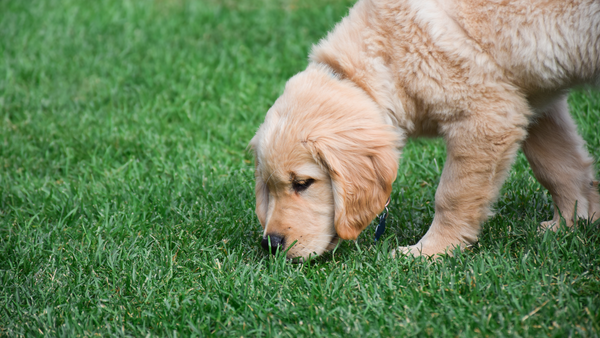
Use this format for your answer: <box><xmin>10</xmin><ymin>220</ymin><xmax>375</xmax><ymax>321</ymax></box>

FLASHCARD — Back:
<box><xmin>538</xmin><ymin>220</ymin><xmax>559</xmax><ymax>232</ymax></box>
<box><xmin>391</xmin><ymin>245</ymin><xmax>423</xmax><ymax>258</ymax></box>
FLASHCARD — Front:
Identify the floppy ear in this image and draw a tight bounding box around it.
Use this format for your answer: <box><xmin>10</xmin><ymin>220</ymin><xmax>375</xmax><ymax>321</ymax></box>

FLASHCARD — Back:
<box><xmin>304</xmin><ymin>126</ymin><xmax>399</xmax><ymax>240</ymax></box>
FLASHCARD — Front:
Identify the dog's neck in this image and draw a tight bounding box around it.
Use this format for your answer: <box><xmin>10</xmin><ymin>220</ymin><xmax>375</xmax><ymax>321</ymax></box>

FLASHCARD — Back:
<box><xmin>308</xmin><ymin>0</ymin><xmax>418</xmax><ymax>142</ymax></box>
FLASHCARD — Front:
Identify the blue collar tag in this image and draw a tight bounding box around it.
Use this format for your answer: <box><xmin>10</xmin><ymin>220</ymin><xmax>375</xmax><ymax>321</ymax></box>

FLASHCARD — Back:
<box><xmin>374</xmin><ymin>197</ymin><xmax>391</xmax><ymax>242</ymax></box>
<box><xmin>374</xmin><ymin>211</ymin><xmax>388</xmax><ymax>242</ymax></box>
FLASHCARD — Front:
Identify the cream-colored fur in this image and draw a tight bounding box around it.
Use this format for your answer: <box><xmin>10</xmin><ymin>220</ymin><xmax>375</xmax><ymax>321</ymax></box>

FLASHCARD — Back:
<box><xmin>251</xmin><ymin>0</ymin><xmax>600</xmax><ymax>259</ymax></box>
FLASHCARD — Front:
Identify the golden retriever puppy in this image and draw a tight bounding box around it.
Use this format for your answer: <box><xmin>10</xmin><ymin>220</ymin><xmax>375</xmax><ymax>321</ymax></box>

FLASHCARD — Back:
<box><xmin>250</xmin><ymin>0</ymin><xmax>600</xmax><ymax>259</ymax></box>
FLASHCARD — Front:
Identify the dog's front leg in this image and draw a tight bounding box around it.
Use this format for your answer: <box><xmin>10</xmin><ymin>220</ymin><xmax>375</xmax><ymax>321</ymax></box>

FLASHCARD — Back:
<box><xmin>394</xmin><ymin>109</ymin><xmax>529</xmax><ymax>257</ymax></box>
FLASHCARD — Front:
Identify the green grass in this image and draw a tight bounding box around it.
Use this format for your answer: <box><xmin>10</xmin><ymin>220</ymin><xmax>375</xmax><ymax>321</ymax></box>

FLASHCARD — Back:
<box><xmin>1</xmin><ymin>0</ymin><xmax>599</xmax><ymax>336</ymax></box>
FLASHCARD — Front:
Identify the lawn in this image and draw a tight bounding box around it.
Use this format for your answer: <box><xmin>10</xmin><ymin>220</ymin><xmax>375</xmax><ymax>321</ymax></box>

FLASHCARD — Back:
<box><xmin>1</xmin><ymin>0</ymin><xmax>599</xmax><ymax>336</ymax></box>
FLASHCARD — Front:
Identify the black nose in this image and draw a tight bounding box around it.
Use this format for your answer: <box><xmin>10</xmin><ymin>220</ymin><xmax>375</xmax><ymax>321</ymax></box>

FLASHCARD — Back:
<box><xmin>261</xmin><ymin>234</ymin><xmax>285</xmax><ymax>255</ymax></box>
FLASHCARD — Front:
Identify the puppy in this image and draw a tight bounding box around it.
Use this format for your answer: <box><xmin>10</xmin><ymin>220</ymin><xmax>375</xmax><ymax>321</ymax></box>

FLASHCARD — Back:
<box><xmin>250</xmin><ymin>0</ymin><xmax>600</xmax><ymax>259</ymax></box>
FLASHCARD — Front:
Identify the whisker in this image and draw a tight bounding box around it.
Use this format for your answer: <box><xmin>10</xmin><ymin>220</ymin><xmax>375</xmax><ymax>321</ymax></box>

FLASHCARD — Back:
<box><xmin>265</xmin><ymin>171</ymin><xmax>275</xmax><ymax>185</ymax></box>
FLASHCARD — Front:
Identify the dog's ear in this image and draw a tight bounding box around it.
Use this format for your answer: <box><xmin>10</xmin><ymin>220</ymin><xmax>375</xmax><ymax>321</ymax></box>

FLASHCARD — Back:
<box><xmin>304</xmin><ymin>126</ymin><xmax>399</xmax><ymax>240</ymax></box>
<box><xmin>250</xmin><ymin>136</ymin><xmax>268</xmax><ymax>228</ymax></box>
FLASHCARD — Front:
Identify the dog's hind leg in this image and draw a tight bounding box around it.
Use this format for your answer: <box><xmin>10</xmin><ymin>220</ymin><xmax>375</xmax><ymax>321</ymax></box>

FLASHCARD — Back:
<box><xmin>522</xmin><ymin>96</ymin><xmax>600</xmax><ymax>230</ymax></box>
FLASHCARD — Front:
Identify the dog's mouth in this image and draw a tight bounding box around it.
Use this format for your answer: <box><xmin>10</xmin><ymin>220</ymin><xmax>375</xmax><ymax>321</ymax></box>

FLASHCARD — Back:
<box><xmin>286</xmin><ymin>234</ymin><xmax>340</xmax><ymax>263</ymax></box>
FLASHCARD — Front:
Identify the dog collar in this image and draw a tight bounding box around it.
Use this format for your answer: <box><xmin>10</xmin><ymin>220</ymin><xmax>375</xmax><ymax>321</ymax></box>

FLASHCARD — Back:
<box><xmin>374</xmin><ymin>197</ymin><xmax>391</xmax><ymax>242</ymax></box>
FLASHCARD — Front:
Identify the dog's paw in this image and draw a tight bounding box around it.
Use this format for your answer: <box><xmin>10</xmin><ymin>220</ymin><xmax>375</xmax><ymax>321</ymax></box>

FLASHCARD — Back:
<box><xmin>391</xmin><ymin>239</ymin><xmax>467</xmax><ymax>258</ymax></box>
<box><xmin>390</xmin><ymin>244</ymin><xmax>424</xmax><ymax>258</ymax></box>
<box><xmin>538</xmin><ymin>220</ymin><xmax>560</xmax><ymax>232</ymax></box>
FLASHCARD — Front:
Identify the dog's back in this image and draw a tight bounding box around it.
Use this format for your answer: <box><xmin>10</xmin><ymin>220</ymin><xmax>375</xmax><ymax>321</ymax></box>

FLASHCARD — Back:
<box><xmin>450</xmin><ymin>0</ymin><xmax>600</xmax><ymax>92</ymax></box>
<box><xmin>312</xmin><ymin>0</ymin><xmax>600</xmax><ymax>117</ymax></box>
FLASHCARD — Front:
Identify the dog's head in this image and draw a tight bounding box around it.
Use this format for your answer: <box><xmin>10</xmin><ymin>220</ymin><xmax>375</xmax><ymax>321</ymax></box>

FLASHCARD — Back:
<box><xmin>250</xmin><ymin>65</ymin><xmax>400</xmax><ymax>260</ymax></box>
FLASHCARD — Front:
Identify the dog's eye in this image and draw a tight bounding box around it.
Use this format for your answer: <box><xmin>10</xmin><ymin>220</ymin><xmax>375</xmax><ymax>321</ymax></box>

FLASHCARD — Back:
<box><xmin>293</xmin><ymin>179</ymin><xmax>315</xmax><ymax>193</ymax></box>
